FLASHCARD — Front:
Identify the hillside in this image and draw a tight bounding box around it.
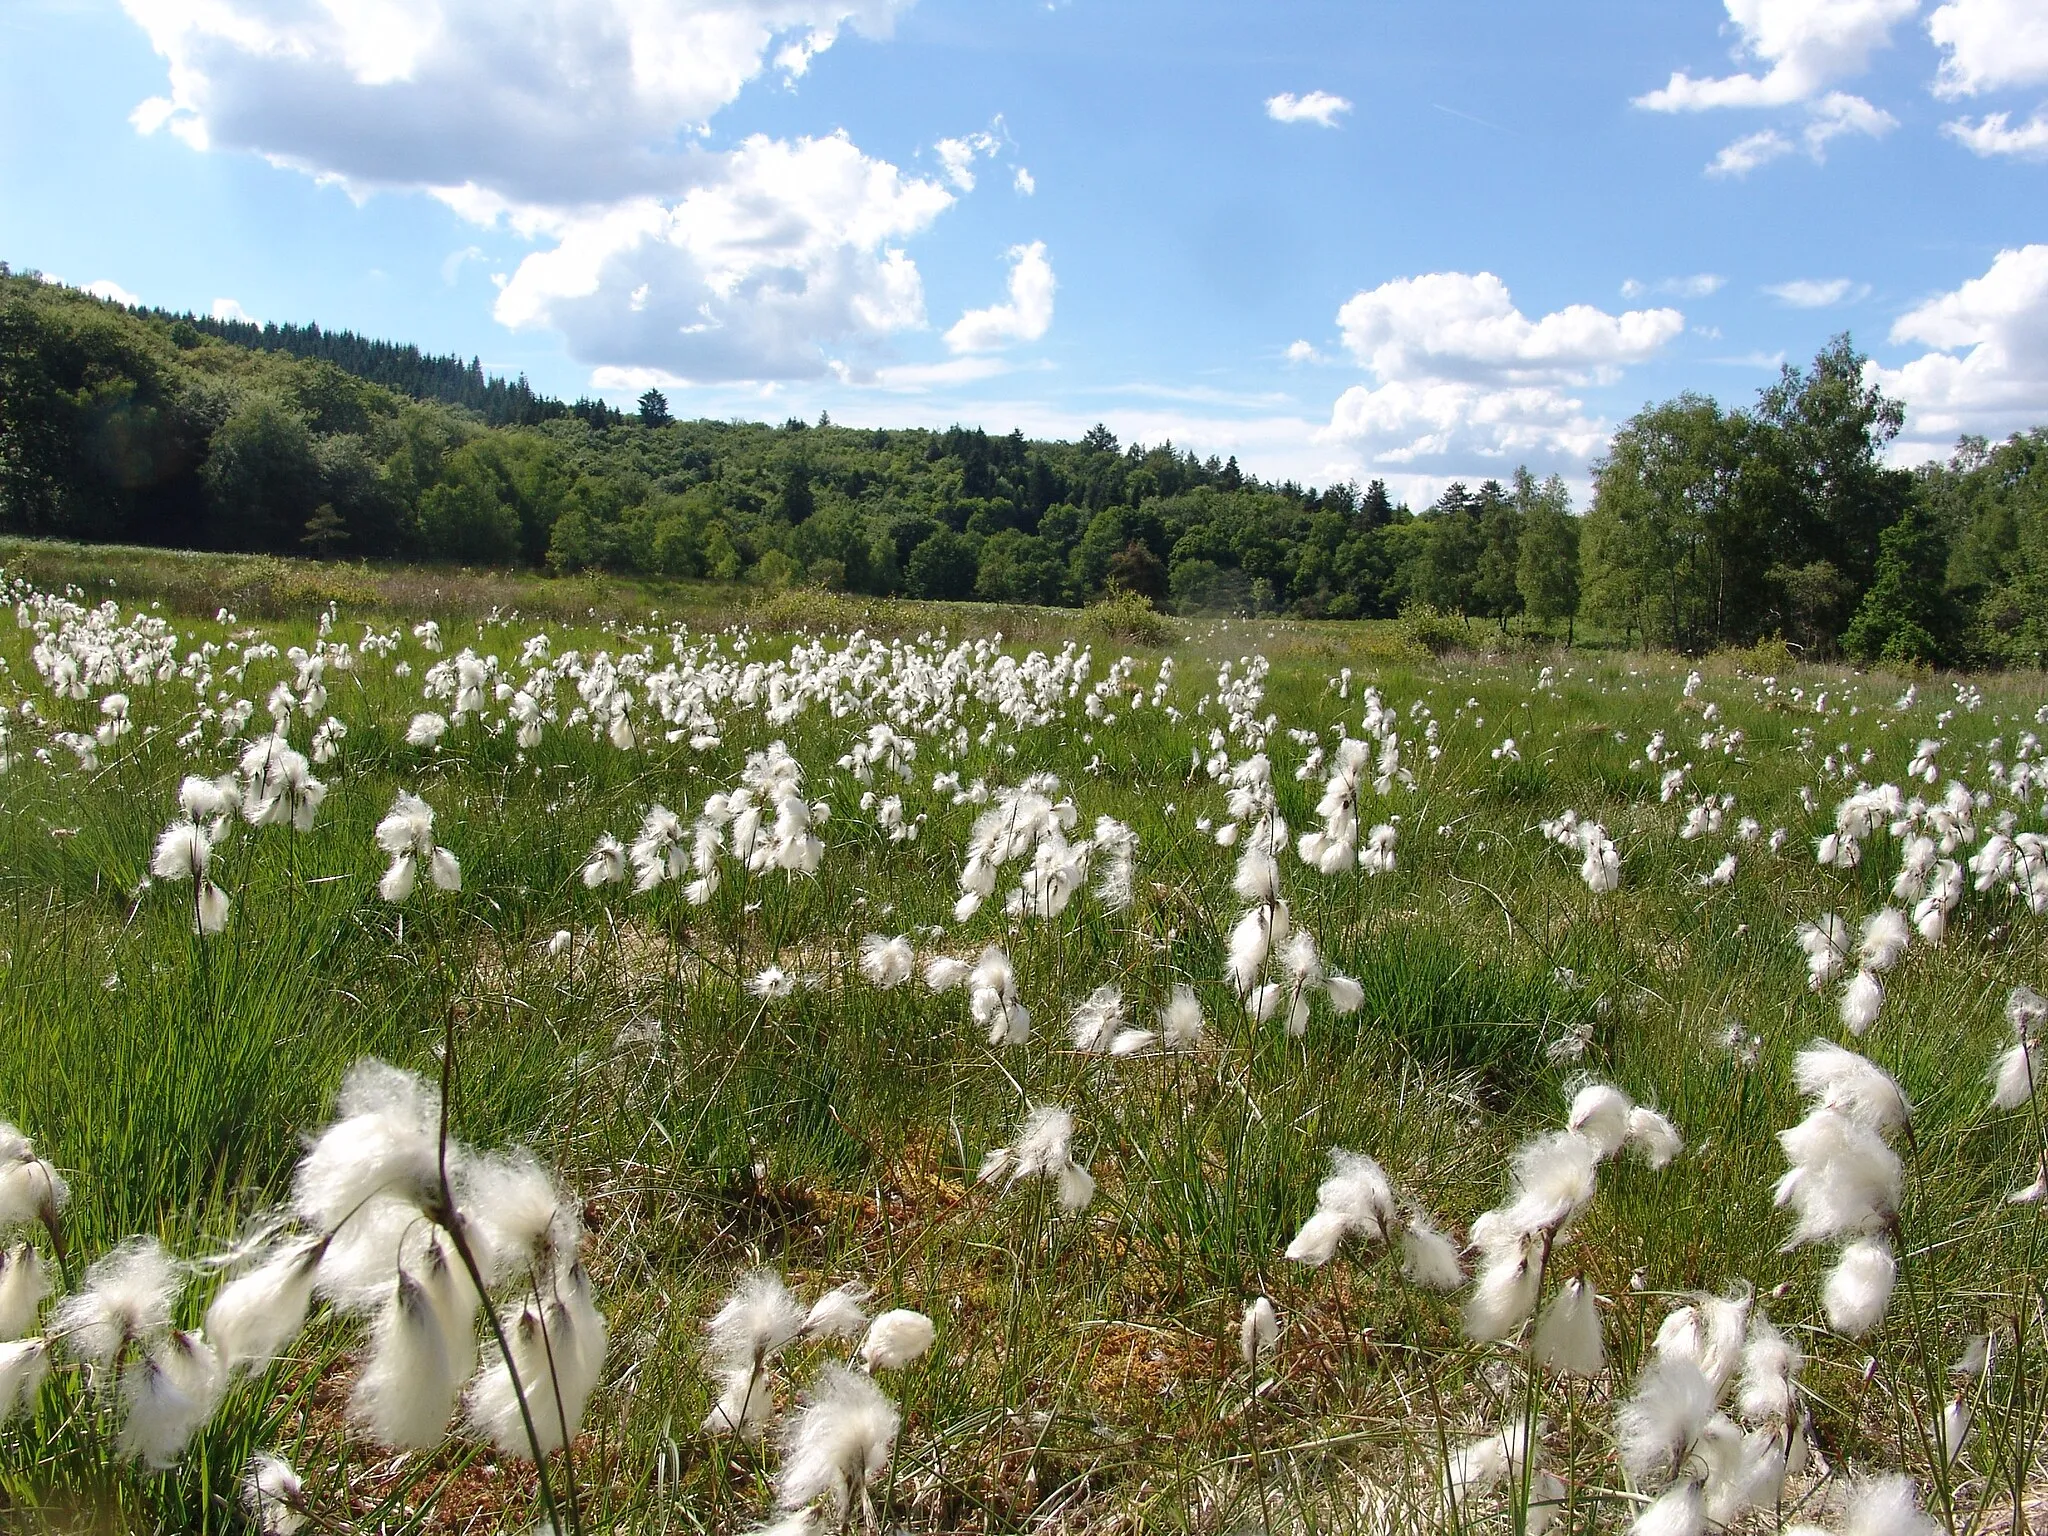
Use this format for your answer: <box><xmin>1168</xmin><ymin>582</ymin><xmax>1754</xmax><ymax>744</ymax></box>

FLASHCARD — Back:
<box><xmin>1</xmin><ymin>268</ymin><xmax>2044</xmax><ymax>665</ymax></box>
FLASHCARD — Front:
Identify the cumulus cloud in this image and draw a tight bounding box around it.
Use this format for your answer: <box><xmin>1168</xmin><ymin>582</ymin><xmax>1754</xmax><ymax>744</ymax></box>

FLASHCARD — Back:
<box><xmin>85</xmin><ymin>279</ymin><xmax>143</xmax><ymax>307</ymax></box>
<box><xmin>1622</xmin><ymin>273</ymin><xmax>1726</xmax><ymax>299</ymax></box>
<box><xmin>1284</xmin><ymin>339</ymin><xmax>1326</xmax><ymax>364</ymax></box>
<box><xmin>944</xmin><ymin>241</ymin><xmax>1054</xmax><ymax>354</ymax></box>
<box><xmin>1944</xmin><ymin>109</ymin><xmax>2048</xmax><ymax>158</ymax></box>
<box><xmin>1013</xmin><ymin>166</ymin><xmax>1035</xmax><ymax>196</ymax></box>
<box><xmin>1266</xmin><ymin>90</ymin><xmax>1352</xmax><ymax>127</ymax></box>
<box><xmin>931</xmin><ymin>124</ymin><xmax>1005</xmax><ymax>192</ymax></box>
<box><xmin>112</xmin><ymin>0</ymin><xmax>1037</xmax><ymax>383</ymax></box>
<box><xmin>1765</xmin><ymin>276</ymin><xmax>1870</xmax><ymax>306</ymax></box>
<box><xmin>1929</xmin><ymin>0</ymin><xmax>2048</xmax><ymax>97</ymax></box>
<box><xmin>120</xmin><ymin>0</ymin><xmax>911</xmax><ymax>204</ymax></box>
<box><xmin>1636</xmin><ymin>0</ymin><xmax>1917</xmax><ymax>111</ymax></box>
<box><xmin>1316</xmin><ymin>271</ymin><xmax>1683</xmax><ymax>465</ymax></box>
<box><xmin>211</xmin><ymin>298</ymin><xmax>257</xmax><ymax>323</ymax></box>
<box><xmin>1705</xmin><ymin>92</ymin><xmax>1893</xmax><ymax>174</ymax></box>
<box><xmin>1873</xmin><ymin>245</ymin><xmax>2048</xmax><ymax>455</ymax></box>
<box><xmin>492</xmin><ymin>132</ymin><xmax>952</xmax><ymax>382</ymax></box>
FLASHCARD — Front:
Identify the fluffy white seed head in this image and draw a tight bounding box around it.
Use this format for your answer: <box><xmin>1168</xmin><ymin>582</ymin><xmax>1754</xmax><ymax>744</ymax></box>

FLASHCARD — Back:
<box><xmin>54</xmin><ymin>1237</ymin><xmax>180</xmax><ymax>1366</ymax></box>
<box><xmin>1794</xmin><ymin>1042</ymin><xmax>1912</xmax><ymax>1135</ymax></box>
<box><xmin>858</xmin><ymin>935</ymin><xmax>916</xmax><ymax>989</ymax></box>
<box><xmin>0</xmin><ymin>1244</ymin><xmax>52</xmax><ymax>1341</ymax></box>
<box><xmin>1239</xmin><ymin>1296</ymin><xmax>1278</xmax><ymax>1367</ymax></box>
<box><xmin>242</xmin><ymin>1453</ymin><xmax>306</xmax><ymax>1535</ymax></box>
<box><xmin>205</xmin><ymin>1237</ymin><xmax>321</xmax><ymax>1373</ymax></box>
<box><xmin>350</xmin><ymin>1268</ymin><xmax>462</xmax><ymax>1449</ymax></box>
<box><xmin>707</xmin><ymin>1271</ymin><xmax>805</xmax><ymax>1370</ymax></box>
<box><xmin>1531</xmin><ymin>1277</ymin><xmax>1605</xmax><ymax>1376</ymax></box>
<box><xmin>774</xmin><ymin>1364</ymin><xmax>899</xmax><ymax>1520</ymax></box>
<box><xmin>1616</xmin><ymin>1355</ymin><xmax>1716</xmax><ymax>1487</ymax></box>
<box><xmin>1568</xmin><ymin>1083</ymin><xmax>1634</xmax><ymax>1158</ymax></box>
<box><xmin>859</xmin><ymin>1309</ymin><xmax>935</xmax><ymax>1371</ymax></box>
<box><xmin>1822</xmin><ymin>1237</ymin><xmax>1896</xmax><ymax>1338</ymax></box>
<box><xmin>1159</xmin><ymin>984</ymin><xmax>1204</xmax><ymax>1050</ymax></box>
<box><xmin>803</xmin><ymin>1284</ymin><xmax>870</xmax><ymax>1342</ymax></box>
<box><xmin>115</xmin><ymin>1330</ymin><xmax>224</xmax><ymax>1469</ymax></box>
<box><xmin>1839</xmin><ymin>970</ymin><xmax>1885</xmax><ymax>1036</ymax></box>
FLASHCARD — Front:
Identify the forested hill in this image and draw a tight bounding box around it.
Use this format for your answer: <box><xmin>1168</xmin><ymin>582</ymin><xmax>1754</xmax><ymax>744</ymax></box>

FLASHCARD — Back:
<box><xmin>2</xmin><ymin>268</ymin><xmax>2044</xmax><ymax>667</ymax></box>
<box><xmin>148</xmin><ymin>310</ymin><xmax>615</xmax><ymax>429</ymax></box>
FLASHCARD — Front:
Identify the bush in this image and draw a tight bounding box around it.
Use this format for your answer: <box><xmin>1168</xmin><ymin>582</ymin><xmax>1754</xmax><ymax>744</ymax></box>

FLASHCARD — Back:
<box><xmin>1397</xmin><ymin>601</ymin><xmax>1466</xmax><ymax>656</ymax></box>
<box><xmin>1083</xmin><ymin>588</ymin><xmax>1176</xmax><ymax>646</ymax></box>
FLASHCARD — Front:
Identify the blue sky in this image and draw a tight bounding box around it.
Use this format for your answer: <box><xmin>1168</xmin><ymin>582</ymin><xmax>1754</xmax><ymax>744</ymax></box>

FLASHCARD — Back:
<box><xmin>3</xmin><ymin>0</ymin><xmax>2044</xmax><ymax>502</ymax></box>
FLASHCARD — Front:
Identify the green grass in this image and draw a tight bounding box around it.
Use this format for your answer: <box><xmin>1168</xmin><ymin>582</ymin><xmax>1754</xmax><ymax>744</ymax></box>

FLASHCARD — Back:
<box><xmin>0</xmin><ymin>555</ymin><xmax>2042</xmax><ymax>1533</ymax></box>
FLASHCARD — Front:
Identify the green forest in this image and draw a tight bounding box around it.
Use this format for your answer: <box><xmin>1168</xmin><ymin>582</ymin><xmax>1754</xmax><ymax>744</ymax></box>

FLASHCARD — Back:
<box><xmin>2</xmin><ymin>266</ymin><xmax>2043</xmax><ymax>665</ymax></box>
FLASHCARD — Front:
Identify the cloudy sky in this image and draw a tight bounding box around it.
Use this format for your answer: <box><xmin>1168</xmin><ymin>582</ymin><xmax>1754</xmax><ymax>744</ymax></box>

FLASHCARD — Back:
<box><xmin>3</xmin><ymin>0</ymin><xmax>2043</xmax><ymax>499</ymax></box>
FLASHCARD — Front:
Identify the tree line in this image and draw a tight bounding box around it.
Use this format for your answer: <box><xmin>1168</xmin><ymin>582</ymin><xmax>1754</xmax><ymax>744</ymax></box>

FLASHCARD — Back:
<box><xmin>1</xmin><ymin>267</ymin><xmax>2043</xmax><ymax>665</ymax></box>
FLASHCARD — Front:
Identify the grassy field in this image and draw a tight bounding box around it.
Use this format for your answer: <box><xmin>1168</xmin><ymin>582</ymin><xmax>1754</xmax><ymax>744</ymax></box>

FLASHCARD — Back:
<box><xmin>0</xmin><ymin>553</ymin><xmax>2042</xmax><ymax>1535</ymax></box>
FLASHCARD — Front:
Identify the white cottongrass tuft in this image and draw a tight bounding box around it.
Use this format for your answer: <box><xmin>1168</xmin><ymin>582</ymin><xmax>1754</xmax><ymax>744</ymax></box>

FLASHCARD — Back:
<box><xmin>1463</xmin><ymin>1237</ymin><xmax>1542</xmax><ymax>1342</ymax></box>
<box><xmin>1821</xmin><ymin>1236</ymin><xmax>1896</xmax><ymax>1337</ymax></box>
<box><xmin>54</xmin><ymin>1237</ymin><xmax>180</xmax><ymax>1366</ymax></box>
<box><xmin>922</xmin><ymin>955</ymin><xmax>971</xmax><ymax>993</ymax></box>
<box><xmin>350</xmin><ymin>1267</ymin><xmax>463</xmax><ymax>1449</ymax></box>
<box><xmin>859</xmin><ymin>1309</ymin><xmax>935</xmax><ymax>1370</ymax></box>
<box><xmin>1616</xmin><ymin>1354</ymin><xmax>1716</xmax><ymax>1487</ymax></box>
<box><xmin>1239</xmin><ymin>1296</ymin><xmax>1277</xmax><ymax>1367</ymax></box>
<box><xmin>1629</xmin><ymin>1478</ymin><xmax>1705</xmax><ymax>1536</ymax></box>
<box><xmin>0</xmin><ymin>1123</ymin><xmax>70</xmax><ymax>1232</ymax></box>
<box><xmin>205</xmin><ymin>1236</ymin><xmax>321</xmax><ymax>1372</ymax></box>
<box><xmin>372</xmin><ymin>791</ymin><xmax>459</xmax><ymax>902</ymax></box>
<box><xmin>115</xmin><ymin>1329</ymin><xmax>225</xmax><ymax>1468</ymax></box>
<box><xmin>1069</xmin><ymin>984</ymin><xmax>1126</xmax><ymax>1053</ymax></box>
<box><xmin>1158</xmin><ymin>984</ymin><xmax>1204</xmax><ymax>1050</ymax></box>
<box><xmin>707</xmin><ymin>1270</ymin><xmax>805</xmax><ymax>1371</ymax></box>
<box><xmin>979</xmin><ymin>1105</ymin><xmax>1094</xmax><ymax>1211</ymax></box>
<box><xmin>1795</xmin><ymin>915</ymin><xmax>1850</xmax><ymax>991</ymax></box>
<box><xmin>1652</xmin><ymin>1288</ymin><xmax>1751</xmax><ymax>1399</ymax></box>
<box><xmin>1531</xmin><ymin>1276</ymin><xmax>1605</xmax><ymax>1376</ymax></box>
<box><xmin>0</xmin><ymin>1243</ymin><xmax>52</xmax><ymax>1340</ymax></box>
<box><xmin>771</xmin><ymin>1364</ymin><xmax>900</xmax><ymax>1525</ymax></box>
<box><xmin>0</xmin><ymin>1338</ymin><xmax>50</xmax><ymax>1423</ymax></box>
<box><xmin>1839</xmin><ymin>969</ymin><xmax>1884</xmax><ymax>1035</ymax></box>
<box><xmin>242</xmin><ymin>1452</ymin><xmax>306</xmax><ymax>1535</ymax></box>
<box><xmin>1857</xmin><ymin>908</ymin><xmax>1910</xmax><ymax>973</ymax></box>
<box><xmin>1775</xmin><ymin>1108</ymin><xmax>1902</xmax><ymax>1248</ymax></box>
<box><xmin>857</xmin><ymin>935</ymin><xmax>916</xmax><ymax>989</ymax></box>
<box><xmin>1793</xmin><ymin>1041</ymin><xmax>1912</xmax><ymax>1135</ymax></box>
<box><xmin>1284</xmin><ymin>1148</ymin><xmax>1395</xmax><ymax>1265</ymax></box>
<box><xmin>803</xmin><ymin>1284</ymin><xmax>870</xmax><ymax>1342</ymax></box>
<box><xmin>580</xmin><ymin>833</ymin><xmax>627</xmax><ymax>888</ymax></box>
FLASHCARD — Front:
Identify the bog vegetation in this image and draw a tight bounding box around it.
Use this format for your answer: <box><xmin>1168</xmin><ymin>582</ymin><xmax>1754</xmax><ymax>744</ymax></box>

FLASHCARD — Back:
<box><xmin>0</xmin><ymin>555</ymin><xmax>2042</xmax><ymax>1534</ymax></box>
<box><xmin>5</xmin><ymin>269</ymin><xmax>2047</xmax><ymax>669</ymax></box>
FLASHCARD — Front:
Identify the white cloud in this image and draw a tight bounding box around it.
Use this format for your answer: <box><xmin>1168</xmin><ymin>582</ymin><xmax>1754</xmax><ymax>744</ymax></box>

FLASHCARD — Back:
<box><xmin>1284</xmin><ymin>339</ymin><xmax>1325</xmax><ymax>364</ymax></box>
<box><xmin>931</xmin><ymin>125</ymin><xmax>1003</xmax><ymax>192</ymax></box>
<box><xmin>120</xmin><ymin>0</ymin><xmax>911</xmax><ymax>204</ymax></box>
<box><xmin>492</xmin><ymin>132</ymin><xmax>953</xmax><ymax>382</ymax></box>
<box><xmin>115</xmin><ymin>1</ymin><xmax>1014</xmax><ymax>385</ymax></box>
<box><xmin>1944</xmin><ymin>108</ymin><xmax>2048</xmax><ymax>158</ymax></box>
<box><xmin>211</xmin><ymin>297</ymin><xmax>257</xmax><ymax>323</ymax></box>
<box><xmin>1622</xmin><ymin>273</ymin><xmax>1726</xmax><ymax>299</ymax></box>
<box><xmin>1873</xmin><ymin>245</ymin><xmax>2048</xmax><ymax>455</ymax></box>
<box><xmin>1764</xmin><ymin>276</ymin><xmax>1870</xmax><ymax>306</ymax></box>
<box><xmin>1012</xmin><ymin>166</ymin><xmax>1035</xmax><ymax>196</ymax></box>
<box><xmin>440</xmin><ymin>245</ymin><xmax>486</xmax><ymax>284</ymax></box>
<box><xmin>1334</xmin><ymin>271</ymin><xmax>1683</xmax><ymax>384</ymax></box>
<box><xmin>85</xmin><ymin>279</ymin><xmax>143</xmax><ymax>307</ymax></box>
<box><xmin>1265</xmin><ymin>90</ymin><xmax>1352</xmax><ymax>127</ymax></box>
<box><xmin>1317</xmin><ymin>271</ymin><xmax>1684</xmax><ymax>465</ymax></box>
<box><xmin>944</xmin><ymin>241</ymin><xmax>1055</xmax><ymax>353</ymax></box>
<box><xmin>1708</xmin><ymin>128</ymin><xmax>1797</xmax><ymax>175</ymax></box>
<box><xmin>1929</xmin><ymin>0</ymin><xmax>2048</xmax><ymax>96</ymax></box>
<box><xmin>1802</xmin><ymin>90</ymin><xmax>1896</xmax><ymax>151</ymax></box>
<box><xmin>1636</xmin><ymin>0</ymin><xmax>1917</xmax><ymax>111</ymax></box>
<box><xmin>1705</xmin><ymin>92</ymin><xmax>1892</xmax><ymax>174</ymax></box>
